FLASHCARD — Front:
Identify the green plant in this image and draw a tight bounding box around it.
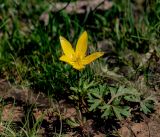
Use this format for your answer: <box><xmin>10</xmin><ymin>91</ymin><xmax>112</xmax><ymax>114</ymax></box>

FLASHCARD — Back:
<box><xmin>87</xmin><ymin>85</ymin><xmax>155</xmax><ymax>120</ymax></box>
<box><xmin>66</xmin><ymin>110</ymin><xmax>86</xmax><ymax>128</ymax></box>
<box><xmin>69</xmin><ymin>77</ymin><xmax>97</xmax><ymax>105</ymax></box>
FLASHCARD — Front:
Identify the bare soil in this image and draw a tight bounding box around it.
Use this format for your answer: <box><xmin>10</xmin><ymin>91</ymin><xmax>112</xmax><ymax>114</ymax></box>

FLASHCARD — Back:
<box><xmin>0</xmin><ymin>79</ymin><xmax>160</xmax><ymax>137</ymax></box>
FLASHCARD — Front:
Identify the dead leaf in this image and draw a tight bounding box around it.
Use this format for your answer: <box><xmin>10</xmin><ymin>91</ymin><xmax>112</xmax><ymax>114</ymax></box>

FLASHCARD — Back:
<box><xmin>39</xmin><ymin>12</ymin><xmax>49</xmax><ymax>26</ymax></box>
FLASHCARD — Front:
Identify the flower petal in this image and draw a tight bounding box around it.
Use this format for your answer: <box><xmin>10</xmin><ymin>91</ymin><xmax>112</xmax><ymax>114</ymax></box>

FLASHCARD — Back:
<box><xmin>59</xmin><ymin>55</ymin><xmax>74</xmax><ymax>65</ymax></box>
<box><xmin>73</xmin><ymin>63</ymin><xmax>85</xmax><ymax>70</ymax></box>
<box><xmin>75</xmin><ymin>31</ymin><xmax>88</xmax><ymax>58</ymax></box>
<box><xmin>59</xmin><ymin>36</ymin><xmax>75</xmax><ymax>57</ymax></box>
<box><xmin>82</xmin><ymin>52</ymin><xmax>104</xmax><ymax>65</ymax></box>
<box><xmin>60</xmin><ymin>55</ymin><xmax>85</xmax><ymax>70</ymax></box>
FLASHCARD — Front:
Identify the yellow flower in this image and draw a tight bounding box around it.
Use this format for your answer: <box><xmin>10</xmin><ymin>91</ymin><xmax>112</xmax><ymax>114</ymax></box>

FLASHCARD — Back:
<box><xmin>59</xmin><ymin>31</ymin><xmax>104</xmax><ymax>70</ymax></box>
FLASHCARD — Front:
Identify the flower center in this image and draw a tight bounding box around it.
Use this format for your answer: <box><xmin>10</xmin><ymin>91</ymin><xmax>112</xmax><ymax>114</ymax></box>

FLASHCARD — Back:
<box><xmin>75</xmin><ymin>56</ymin><xmax>81</xmax><ymax>62</ymax></box>
<box><xmin>72</xmin><ymin>55</ymin><xmax>83</xmax><ymax>66</ymax></box>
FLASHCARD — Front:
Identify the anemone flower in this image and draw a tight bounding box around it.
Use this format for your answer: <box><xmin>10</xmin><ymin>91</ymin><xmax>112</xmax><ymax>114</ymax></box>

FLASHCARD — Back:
<box><xmin>59</xmin><ymin>31</ymin><xmax>104</xmax><ymax>70</ymax></box>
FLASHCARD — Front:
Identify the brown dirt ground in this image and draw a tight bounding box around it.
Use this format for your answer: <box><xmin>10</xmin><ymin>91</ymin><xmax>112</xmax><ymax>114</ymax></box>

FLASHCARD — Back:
<box><xmin>0</xmin><ymin>79</ymin><xmax>160</xmax><ymax>137</ymax></box>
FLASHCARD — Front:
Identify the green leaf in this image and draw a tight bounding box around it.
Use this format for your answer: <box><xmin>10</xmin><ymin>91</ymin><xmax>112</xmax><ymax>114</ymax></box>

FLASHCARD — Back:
<box><xmin>84</xmin><ymin>81</ymin><xmax>96</xmax><ymax>90</ymax></box>
<box><xmin>140</xmin><ymin>96</ymin><xmax>155</xmax><ymax>114</ymax></box>
<box><xmin>112</xmin><ymin>106</ymin><xmax>130</xmax><ymax>120</ymax></box>
<box><xmin>120</xmin><ymin>106</ymin><xmax>131</xmax><ymax>117</ymax></box>
<box><xmin>124</xmin><ymin>95</ymin><xmax>140</xmax><ymax>102</ymax></box>
<box><xmin>66</xmin><ymin>119</ymin><xmax>80</xmax><ymax>128</ymax></box>
<box><xmin>115</xmin><ymin>86</ymin><xmax>140</xmax><ymax>96</ymax></box>
<box><xmin>140</xmin><ymin>102</ymin><xmax>151</xmax><ymax>114</ymax></box>
<box><xmin>70</xmin><ymin>87</ymin><xmax>78</xmax><ymax>93</ymax></box>
<box><xmin>109</xmin><ymin>87</ymin><xmax>117</xmax><ymax>96</ymax></box>
<box><xmin>112</xmin><ymin>96</ymin><xmax>122</xmax><ymax>105</ymax></box>
<box><xmin>89</xmin><ymin>99</ymin><xmax>102</xmax><ymax>111</ymax></box>
<box><xmin>101</xmin><ymin>105</ymin><xmax>112</xmax><ymax>119</ymax></box>
<box><xmin>68</xmin><ymin>95</ymin><xmax>79</xmax><ymax>100</ymax></box>
<box><xmin>91</xmin><ymin>89</ymin><xmax>102</xmax><ymax>98</ymax></box>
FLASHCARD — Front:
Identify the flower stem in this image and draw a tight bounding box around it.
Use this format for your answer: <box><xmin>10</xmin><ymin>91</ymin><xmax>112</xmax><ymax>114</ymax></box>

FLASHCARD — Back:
<box><xmin>76</xmin><ymin>70</ymin><xmax>80</xmax><ymax>81</ymax></box>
